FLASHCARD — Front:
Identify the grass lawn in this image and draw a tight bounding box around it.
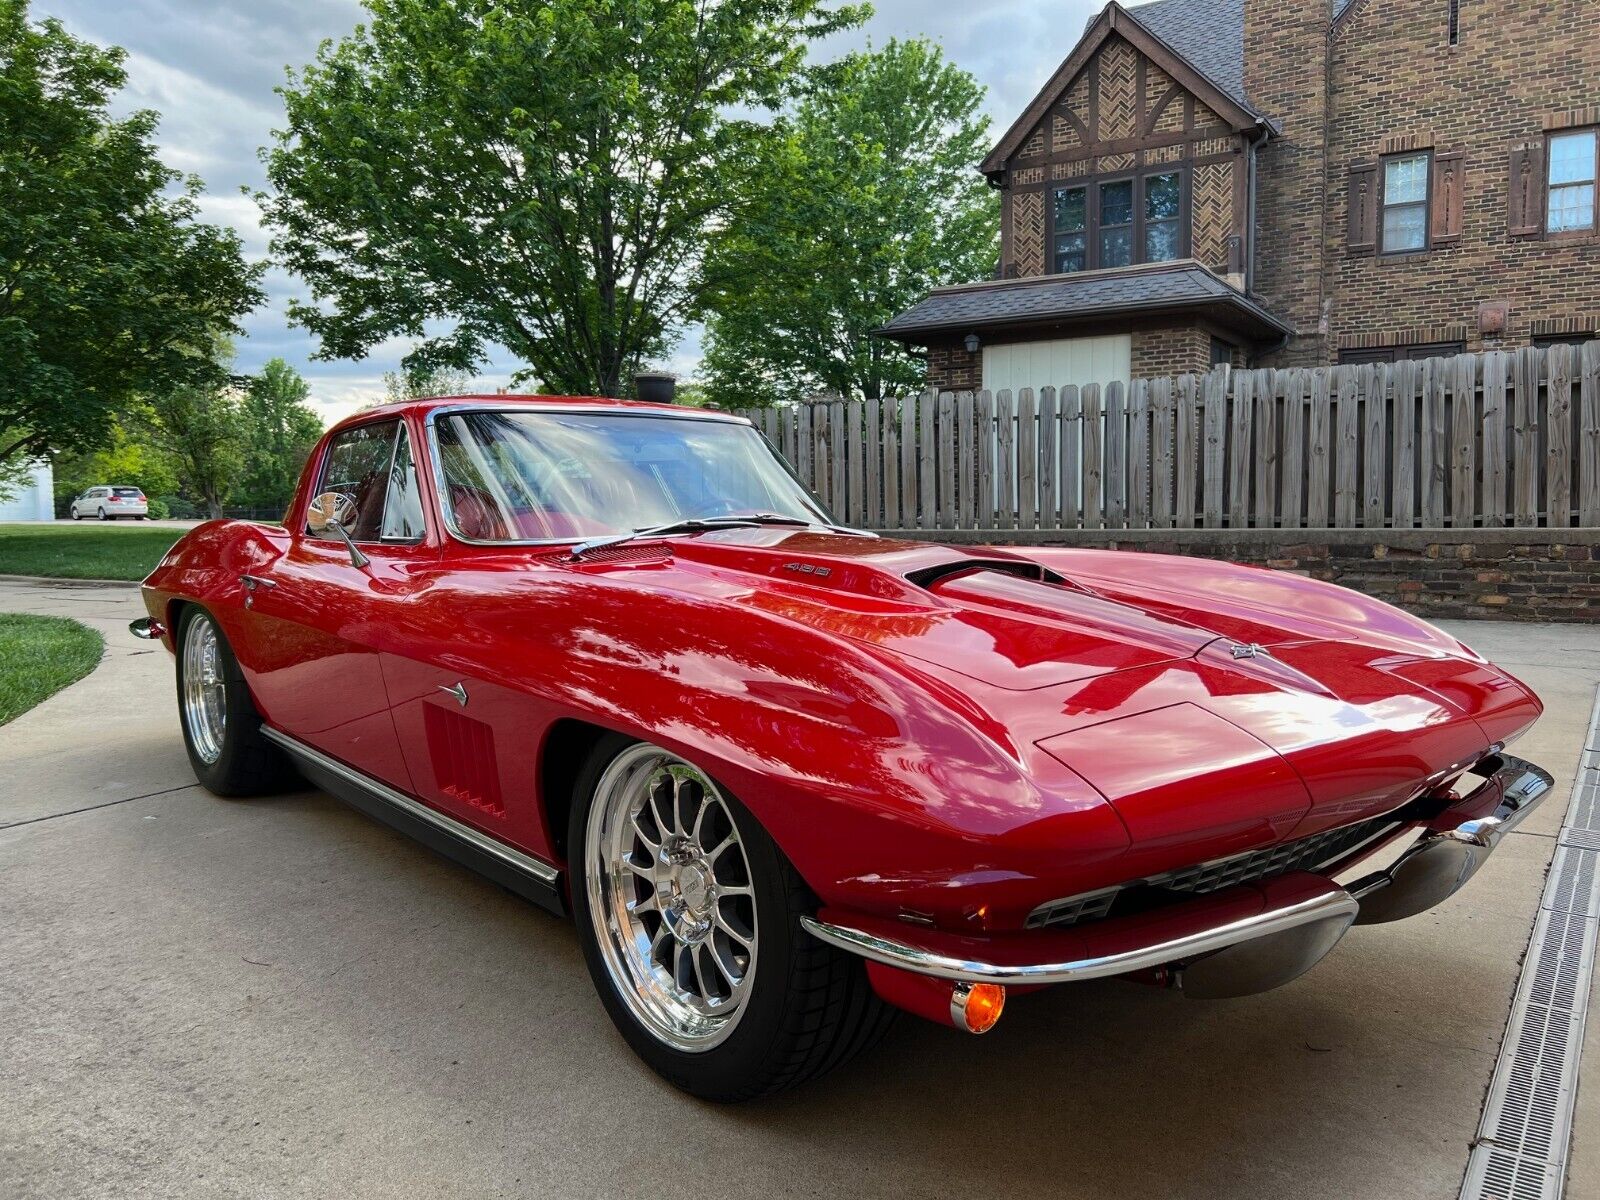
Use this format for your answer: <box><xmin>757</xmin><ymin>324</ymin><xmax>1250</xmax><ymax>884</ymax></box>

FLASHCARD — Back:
<box><xmin>0</xmin><ymin>614</ymin><xmax>104</xmax><ymax>725</ymax></box>
<box><xmin>0</xmin><ymin>523</ymin><xmax>183</xmax><ymax>581</ymax></box>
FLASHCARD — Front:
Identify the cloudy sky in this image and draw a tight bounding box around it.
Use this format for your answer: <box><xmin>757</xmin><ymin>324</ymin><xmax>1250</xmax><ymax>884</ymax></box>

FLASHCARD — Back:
<box><xmin>34</xmin><ymin>0</ymin><xmax>1102</xmax><ymax>425</ymax></box>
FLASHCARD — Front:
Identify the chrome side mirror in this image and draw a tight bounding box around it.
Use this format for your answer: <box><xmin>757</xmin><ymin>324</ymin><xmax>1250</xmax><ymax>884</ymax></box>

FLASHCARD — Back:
<box><xmin>308</xmin><ymin>490</ymin><xmax>370</xmax><ymax>568</ymax></box>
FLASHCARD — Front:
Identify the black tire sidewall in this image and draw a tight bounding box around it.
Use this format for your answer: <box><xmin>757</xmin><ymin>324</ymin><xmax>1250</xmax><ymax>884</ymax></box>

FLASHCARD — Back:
<box><xmin>568</xmin><ymin>734</ymin><xmax>810</xmax><ymax>1100</ymax></box>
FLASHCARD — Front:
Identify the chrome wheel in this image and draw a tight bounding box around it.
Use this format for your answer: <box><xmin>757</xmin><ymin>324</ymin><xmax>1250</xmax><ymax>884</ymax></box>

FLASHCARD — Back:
<box><xmin>586</xmin><ymin>743</ymin><xmax>758</xmax><ymax>1052</ymax></box>
<box><xmin>181</xmin><ymin>613</ymin><xmax>227</xmax><ymax>765</ymax></box>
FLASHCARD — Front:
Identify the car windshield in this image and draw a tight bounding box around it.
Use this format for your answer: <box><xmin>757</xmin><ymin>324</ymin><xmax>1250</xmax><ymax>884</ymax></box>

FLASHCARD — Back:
<box><xmin>432</xmin><ymin>409</ymin><xmax>828</xmax><ymax>543</ymax></box>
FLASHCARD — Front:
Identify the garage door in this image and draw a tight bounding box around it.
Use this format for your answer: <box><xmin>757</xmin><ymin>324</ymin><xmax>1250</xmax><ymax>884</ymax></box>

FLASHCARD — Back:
<box><xmin>981</xmin><ymin>334</ymin><xmax>1131</xmax><ymax>396</ymax></box>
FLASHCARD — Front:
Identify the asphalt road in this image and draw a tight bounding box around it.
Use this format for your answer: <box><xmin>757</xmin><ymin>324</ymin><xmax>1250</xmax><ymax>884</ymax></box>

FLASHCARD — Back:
<box><xmin>2</xmin><ymin>576</ymin><xmax>1596</xmax><ymax>1199</ymax></box>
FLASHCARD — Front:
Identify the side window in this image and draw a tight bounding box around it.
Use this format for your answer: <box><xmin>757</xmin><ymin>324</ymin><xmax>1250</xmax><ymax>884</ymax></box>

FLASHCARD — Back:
<box><xmin>381</xmin><ymin>427</ymin><xmax>426</xmax><ymax>540</ymax></box>
<box><xmin>313</xmin><ymin>420</ymin><xmax>425</xmax><ymax>543</ymax></box>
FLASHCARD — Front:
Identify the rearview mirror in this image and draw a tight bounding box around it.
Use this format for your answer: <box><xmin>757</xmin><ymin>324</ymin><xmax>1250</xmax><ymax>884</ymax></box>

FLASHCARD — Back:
<box><xmin>307</xmin><ymin>491</ymin><xmax>369</xmax><ymax>568</ymax></box>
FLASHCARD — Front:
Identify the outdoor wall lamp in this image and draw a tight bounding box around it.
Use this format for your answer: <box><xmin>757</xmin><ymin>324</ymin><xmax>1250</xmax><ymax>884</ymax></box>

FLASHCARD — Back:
<box><xmin>963</xmin><ymin>333</ymin><xmax>981</xmax><ymax>354</ymax></box>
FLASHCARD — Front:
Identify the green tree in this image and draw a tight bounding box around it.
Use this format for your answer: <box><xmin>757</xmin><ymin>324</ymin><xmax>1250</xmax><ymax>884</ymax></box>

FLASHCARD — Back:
<box><xmin>260</xmin><ymin>0</ymin><xmax>865</xmax><ymax>399</ymax></box>
<box><xmin>52</xmin><ymin>421</ymin><xmax>180</xmax><ymax>512</ymax></box>
<box><xmin>700</xmin><ymin>39</ymin><xmax>998</xmax><ymax>406</ymax></box>
<box><xmin>382</xmin><ymin>366</ymin><xmax>479</xmax><ymax>405</ymax></box>
<box><xmin>142</xmin><ymin>383</ymin><xmax>245</xmax><ymax>520</ymax></box>
<box><xmin>0</xmin><ymin>1</ymin><xmax>264</xmax><ymax>472</ymax></box>
<box><xmin>236</xmin><ymin>359</ymin><xmax>323</xmax><ymax>513</ymax></box>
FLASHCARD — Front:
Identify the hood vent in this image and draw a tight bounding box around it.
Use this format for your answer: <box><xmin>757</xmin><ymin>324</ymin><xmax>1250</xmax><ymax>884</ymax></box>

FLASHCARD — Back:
<box><xmin>905</xmin><ymin>559</ymin><xmax>1074</xmax><ymax>591</ymax></box>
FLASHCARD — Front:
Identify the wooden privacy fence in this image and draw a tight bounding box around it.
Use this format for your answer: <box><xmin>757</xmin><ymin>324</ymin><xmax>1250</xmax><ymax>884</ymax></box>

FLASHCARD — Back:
<box><xmin>734</xmin><ymin>342</ymin><xmax>1600</xmax><ymax>531</ymax></box>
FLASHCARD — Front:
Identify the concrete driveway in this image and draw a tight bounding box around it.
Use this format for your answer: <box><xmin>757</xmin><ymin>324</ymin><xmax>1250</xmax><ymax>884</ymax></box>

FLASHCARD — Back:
<box><xmin>1</xmin><ymin>576</ymin><xmax>1596</xmax><ymax>1200</ymax></box>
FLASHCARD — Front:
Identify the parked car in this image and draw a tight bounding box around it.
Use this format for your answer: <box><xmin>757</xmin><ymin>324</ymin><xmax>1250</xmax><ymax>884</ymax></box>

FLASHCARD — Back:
<box><xmin>70</xmin><ymin>486</ymin><xmax>149</xmax><ymax>520</ymax></box>
<box><xmin>131</xmin><ymin>395</ymin><xmax>1550</xmax><ymax>1100</ymax></box>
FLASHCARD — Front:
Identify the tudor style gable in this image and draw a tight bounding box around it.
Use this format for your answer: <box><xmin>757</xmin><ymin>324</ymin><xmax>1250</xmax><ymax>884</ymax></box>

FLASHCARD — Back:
<box><xmin>987</xmin><ymin>3</ymin><xmax>1262</xmax><ymax>284</ymax></box>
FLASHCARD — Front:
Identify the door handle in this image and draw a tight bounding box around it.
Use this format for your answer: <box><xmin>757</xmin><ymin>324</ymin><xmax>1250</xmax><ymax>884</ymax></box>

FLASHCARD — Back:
<box><xmin>239</xmin><ymin>574</ymin><xmax>277</xmax><ymax>608</ymax></box>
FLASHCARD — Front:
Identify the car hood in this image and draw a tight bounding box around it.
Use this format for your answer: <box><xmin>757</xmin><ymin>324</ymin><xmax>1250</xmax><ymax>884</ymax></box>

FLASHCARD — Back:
<box><xmin>652</xmin><ymin>529</ymin><xmax>1540</xmax><ymax>860</ymax></box>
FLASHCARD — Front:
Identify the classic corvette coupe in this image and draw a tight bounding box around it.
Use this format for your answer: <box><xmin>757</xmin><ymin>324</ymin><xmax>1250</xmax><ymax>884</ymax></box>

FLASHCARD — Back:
<box><xmin>134</xmin><ymin>394</ymin><xmax>1551</xmax><ymax>1100</ymax></box>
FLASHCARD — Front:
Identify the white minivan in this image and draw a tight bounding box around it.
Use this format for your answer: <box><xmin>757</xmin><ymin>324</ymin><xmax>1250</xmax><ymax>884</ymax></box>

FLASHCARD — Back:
<box><xmin>69</xmin><ymin>486</ymin><xmax>150</xmax><ymax>520</ymax></box>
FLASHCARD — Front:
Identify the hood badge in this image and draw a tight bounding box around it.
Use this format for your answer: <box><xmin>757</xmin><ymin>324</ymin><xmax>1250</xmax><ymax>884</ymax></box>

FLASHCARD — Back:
<box><xmin>783</xmin><ymin>562</ymin><xmax>832</xmax><ymax>578</ymax></box>
<box><xmin>1229</xmin><ymin>642</ymin><xmax>1272</xmax><ymax>661</ymax></box>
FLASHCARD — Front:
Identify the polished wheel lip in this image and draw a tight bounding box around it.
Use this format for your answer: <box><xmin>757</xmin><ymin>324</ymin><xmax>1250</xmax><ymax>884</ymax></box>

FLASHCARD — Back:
<box><xmin>181</xmin><ymin>613</ymin><xmax>227</xmax><ymax>765</ymax></box>
<box><xmin>585</xmin><ymin>743</ymin><xmax>758</xmax><ymax>1053</ymax></box>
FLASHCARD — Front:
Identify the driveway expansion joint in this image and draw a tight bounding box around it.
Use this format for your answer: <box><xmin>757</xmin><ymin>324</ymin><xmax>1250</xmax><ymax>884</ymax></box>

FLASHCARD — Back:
<box><xmin>0</xmin><ymin>784</ymin><xmax>199</xmax><ymax>832</ymax></box>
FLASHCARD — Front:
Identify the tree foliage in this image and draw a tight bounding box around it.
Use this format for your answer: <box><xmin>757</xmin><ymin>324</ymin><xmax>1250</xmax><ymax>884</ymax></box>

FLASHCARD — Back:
<box><xmin>382</xmin><ymin>366</ymin><xmax>479</xmax><ymax>405</ymax></box>
<box><xmin>700</xmin><ymin>39</ymin><xmax>998</xmax><ymax>406</ymax></box>
<box><xmin>236</xmin><ymin>359</ymin><xmax>323</xmax><ymax>512</ymax></box>
<box><xmin>0</xmin><ymin>0</ymin><xmax>264</xmax><ymax>471</ymax></box>
<box><xmin>260</xmin><ymin>0</ymin><xmax>865</xmax><ymax>399</ymax></box>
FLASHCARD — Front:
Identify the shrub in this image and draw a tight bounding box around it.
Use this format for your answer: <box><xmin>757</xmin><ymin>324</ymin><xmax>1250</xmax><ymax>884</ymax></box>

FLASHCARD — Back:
<box><xmin>157</xmin><ymin>495</ymin><xmax>200</xmax><ymax>520</ymax></box>
<box><xmin>144</xmin><ymin>497</ymin><xmax>170</xmax><ymax>520</ymax></box>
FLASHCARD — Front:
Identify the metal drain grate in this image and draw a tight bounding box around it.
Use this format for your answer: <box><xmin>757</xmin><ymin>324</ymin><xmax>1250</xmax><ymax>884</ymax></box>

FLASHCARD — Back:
<box><xmin>1559</xmin><ymin>828</ymin><xmax>1600</xmax><ymax>851</ymax></box>
<box><xmin>1461</xmin><ymin>693</ymin><xmax>1600</xmax><ymax>1200</ymax></box>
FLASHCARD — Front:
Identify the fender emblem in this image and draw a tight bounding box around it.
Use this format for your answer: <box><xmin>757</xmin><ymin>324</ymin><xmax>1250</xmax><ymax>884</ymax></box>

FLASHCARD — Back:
<box><xmin>1229</xmin><ymin>642</ymin><xmax>1271</xmax><ymax>660</ymax></box>
<box><xmin>437</xmin><ymin>681</ymin><xmax>469</xmax><ymax>707</ymax></box>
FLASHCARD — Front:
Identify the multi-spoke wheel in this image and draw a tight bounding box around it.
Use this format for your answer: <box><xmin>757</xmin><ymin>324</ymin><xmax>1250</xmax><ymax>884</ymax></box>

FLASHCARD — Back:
<box><xmin>570</xmin><ymin>734</ymin><xmax>895</xmax><ymax>1100</ymax></box>
<box><xmin>181</xmin><ymin>612</ymin><xmax>228</xmax><ymax>764</ymax></box>
<box><xmin>586</xmin><ymin>745</ymin><xmax>758</xmax><ymax>1050</ymax></box>
<box><xmin>175</xmin><ymin>606</ymin><xmax>298</xmax><ymax>797</ymax></box>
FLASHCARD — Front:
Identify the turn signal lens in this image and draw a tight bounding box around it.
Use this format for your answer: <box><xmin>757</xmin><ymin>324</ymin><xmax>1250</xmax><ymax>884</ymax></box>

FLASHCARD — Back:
<box><xmin>953</xmin><ymin>982</ymin><xmax>1006</xmax><ymax>1033</ymax></box>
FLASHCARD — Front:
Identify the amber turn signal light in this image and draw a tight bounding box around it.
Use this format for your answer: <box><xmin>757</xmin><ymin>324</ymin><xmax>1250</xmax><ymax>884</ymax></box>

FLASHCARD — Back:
<box><xmin>951</xmin><ymin>982</ymin><xmax>1006</xmax><ymax>1033</ymax></box>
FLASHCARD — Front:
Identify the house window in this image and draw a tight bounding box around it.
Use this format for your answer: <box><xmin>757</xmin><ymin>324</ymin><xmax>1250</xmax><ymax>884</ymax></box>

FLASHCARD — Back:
<box><xmin>1051</xmin><ymin>171</ymin><xmax>1185</xmax><ymax>274</ymax></box>
<box><xmin>1053</xmin><ymin>187</ymin><xmax>1087</xmax><ymax>273</ymax></box>
<box><xmin>1145</xmin><ymin>173</ymin><xmax>1182</xmax><ymax>261</ymax></box>
<box><xmin>1547</xmin><ymin>129</ymin><xmax>1598</xmax><ymax>234</ymax></box>
<box><xmin>1338</xmin><ymin>340</ymin><xmax>1465</xmax><ymax>364</ymax></box>
<box><xmin>1532</xmin><ymin>333</ymin><xmax>1596</xmax><ymax>350</ymax></box>
<box><xmin>1380</xmin><ymin>152</ymin><xmax>1431</xmax><ymax>253</ymax></box>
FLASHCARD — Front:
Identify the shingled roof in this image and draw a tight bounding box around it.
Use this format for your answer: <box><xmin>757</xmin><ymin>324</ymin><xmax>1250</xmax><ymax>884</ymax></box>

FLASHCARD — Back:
<box><xmin>1128</xmin><ymin>0</ymin><xmax>1248</xmax><ymax>113</ymax></box>
<box><xmin>877</xmin><ymin>261</ymin><xmax>1292</xmax><ymax>343</ymax></box>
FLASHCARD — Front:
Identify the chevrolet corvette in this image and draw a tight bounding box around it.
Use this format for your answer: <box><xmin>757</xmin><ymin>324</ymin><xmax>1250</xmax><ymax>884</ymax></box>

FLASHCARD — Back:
<box><xmin>132</xmin><ymin>394</ymin><xmax>1551</xmax><ymax>1100</ymax></box>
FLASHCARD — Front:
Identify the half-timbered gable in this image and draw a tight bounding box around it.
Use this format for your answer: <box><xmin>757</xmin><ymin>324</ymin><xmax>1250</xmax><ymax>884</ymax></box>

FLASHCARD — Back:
<box><xmin>984</xmin><ymin>8</ymin><xmax>1259</xmax><ymax>285</ymax></box>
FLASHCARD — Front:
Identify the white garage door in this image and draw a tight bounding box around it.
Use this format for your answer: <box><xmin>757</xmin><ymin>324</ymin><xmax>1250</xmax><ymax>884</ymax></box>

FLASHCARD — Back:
<box><xmin>981</xmin><ymin>334</ymin><xmax>1130</xmax><ymax>397</ymax></box>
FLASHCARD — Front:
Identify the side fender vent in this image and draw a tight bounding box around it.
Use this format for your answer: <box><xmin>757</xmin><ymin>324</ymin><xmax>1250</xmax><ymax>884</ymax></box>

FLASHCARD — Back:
<box><xmin>424</xmin><ymin>702</ymin><xmax>504</xmax><ymax>817</ymax></box>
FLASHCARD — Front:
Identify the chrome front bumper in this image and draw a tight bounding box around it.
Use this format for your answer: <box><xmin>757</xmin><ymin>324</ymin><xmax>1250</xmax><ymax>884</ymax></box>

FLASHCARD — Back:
<box><xmin>803</xmin><ymin>754</ymin><xmax>1554</xmax><ymax>999</ymax></box>
<box><xmin>1348</xmin><ymin>754</ymin><xmax>1554</xmax><ymax>924</ymax></box>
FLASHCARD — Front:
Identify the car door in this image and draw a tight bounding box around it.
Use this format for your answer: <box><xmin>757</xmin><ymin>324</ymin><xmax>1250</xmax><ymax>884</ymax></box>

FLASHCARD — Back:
<box><xmin>378</xmin><ymin>413</ymin><xmax>567</xmax><ymax>860</ymax></box>
<box><xmin>228</xmin><ymin>416</ymin><xmax>436</xmax><ymax>790</ymax></box>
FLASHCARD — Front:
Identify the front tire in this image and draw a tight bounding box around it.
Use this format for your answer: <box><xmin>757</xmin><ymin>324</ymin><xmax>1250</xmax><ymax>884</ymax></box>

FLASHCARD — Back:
<box><xmin>569</xmin><ymin>735</ymin><xmax>893</xmax><ymax>1101</ymax></box>
<box><xmin>175</xmin><ymin>606</ymin><xmax>298</xmax><ymax>796</ymax></box>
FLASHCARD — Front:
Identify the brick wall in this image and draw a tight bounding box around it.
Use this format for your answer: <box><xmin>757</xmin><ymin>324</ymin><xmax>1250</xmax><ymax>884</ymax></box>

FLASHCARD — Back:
<box><xmin>926</xmin><ymin>339</ymin><xmax>983</xmax><ymax>390</ymax></box>
<box><xmin>1130</xmin><ymin>326</ymin><xmax>1215</xmax><ymax>377</ymax></box>
<box><xmin>1320</xmin><ymin>0</ymin><xmax>1600</xmax><ymax>355</ymax></box>
<box><xmin>1245</xmin><ymin>0</ymin><xmax>1331</xmax><ymax>366</ymax></box>
<box><xmin>920</xmin><ymin>528</ymin><xmax>1600</xmax><ymax>622</ymax></box>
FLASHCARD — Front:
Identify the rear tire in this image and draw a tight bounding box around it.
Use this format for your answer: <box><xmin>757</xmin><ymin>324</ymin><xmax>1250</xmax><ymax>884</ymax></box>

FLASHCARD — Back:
<box><xmin>569</xmin><ymin>734</ymin><xmax>894</xmax><ymax>1101</ymax></box>
<box><xmin>175</xmin><ymin>606</ymin><xmax>298</xmax><ymax>797</ymax></box>
<box><xmin>97</xmin><ymin>507</ymin><xmax>109</xmax><ymax>520</ymax></box>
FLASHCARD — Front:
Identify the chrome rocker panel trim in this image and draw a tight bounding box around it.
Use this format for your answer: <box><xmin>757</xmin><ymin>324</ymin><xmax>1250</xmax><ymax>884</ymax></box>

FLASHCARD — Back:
<box><xmin>1350</xmin><ymin>753</ymin><xmax>1554</xmax><ymax>925</ymax></box>
<box><xmin>801</xmin><ymin>886</ymin><xmax>1360</xmax><ymax>994</ymax></box>
<box><xmin>261</xmin><ymin>725</ymin><xmax>565</xmax><ymax>915</ymax></box>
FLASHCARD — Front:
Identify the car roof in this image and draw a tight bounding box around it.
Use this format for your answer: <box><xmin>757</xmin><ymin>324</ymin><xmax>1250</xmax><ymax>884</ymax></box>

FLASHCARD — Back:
<box><xmin>330</xmin><ymin>393</ymin><xmax>747</xmax><ymax>436</ymax></box>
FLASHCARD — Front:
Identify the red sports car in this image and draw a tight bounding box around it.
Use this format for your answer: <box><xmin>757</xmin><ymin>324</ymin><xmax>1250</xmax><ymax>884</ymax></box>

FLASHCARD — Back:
<box><xmin>134</xmin><ymin>394</ymin><xmax>1551</xmax><ymax>1100</ymax></box>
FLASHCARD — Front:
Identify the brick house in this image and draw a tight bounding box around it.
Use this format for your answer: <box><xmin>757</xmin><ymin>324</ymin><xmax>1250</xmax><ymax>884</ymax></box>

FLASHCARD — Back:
<box><xmin>880</xmin><ymin>0</ymin><xmax>1600</xmax><ymax>393</ymax></box>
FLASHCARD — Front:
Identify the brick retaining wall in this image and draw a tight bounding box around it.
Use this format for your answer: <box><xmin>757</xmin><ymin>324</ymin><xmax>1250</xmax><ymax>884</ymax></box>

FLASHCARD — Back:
<box><xmin>878</xmin><ymin>528</ymin><xmax>1600</xmax><ymax>623</ymax></box>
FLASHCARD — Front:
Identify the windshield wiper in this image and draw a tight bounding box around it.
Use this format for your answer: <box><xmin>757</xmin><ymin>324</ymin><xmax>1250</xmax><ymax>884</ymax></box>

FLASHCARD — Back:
<box><xmin>568</xmin><ymin>513</ymin><xmax>867</xmax><ymax>561</ymax></box>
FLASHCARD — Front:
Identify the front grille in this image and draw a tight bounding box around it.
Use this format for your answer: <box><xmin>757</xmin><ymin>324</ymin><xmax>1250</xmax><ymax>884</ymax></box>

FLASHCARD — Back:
<box><xmin>1147</xmin><ymin>814</ymin><xmax>1401</xmax><ymax>895</ymax></box>
<box><xmin>1027</xmin><ymin>813</ymin><xmax>1401</xmax><ymax>929</ymax></box>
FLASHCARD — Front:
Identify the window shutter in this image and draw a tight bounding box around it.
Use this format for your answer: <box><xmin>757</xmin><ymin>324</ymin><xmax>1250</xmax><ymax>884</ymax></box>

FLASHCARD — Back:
<box><xmin>1508</xmin><ymin>144</ymin><xmax>1544</xmax><ymax>236</ymax></box>
<box><xmin>1347</xmin><ymin>162</ymin><xmax>1379</xmax><ymax>254</ymax></box>
<box><xmin>1430</xmin><ymin>151</ymin><xmax>1465</xmax><ymax>244</ymax></box>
